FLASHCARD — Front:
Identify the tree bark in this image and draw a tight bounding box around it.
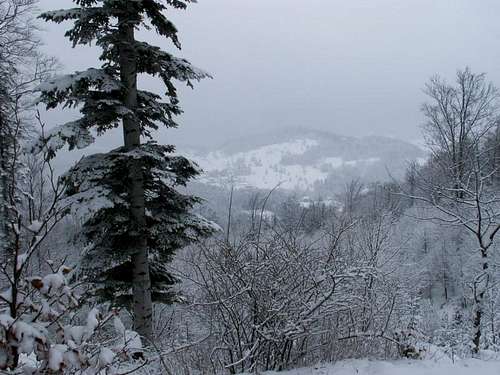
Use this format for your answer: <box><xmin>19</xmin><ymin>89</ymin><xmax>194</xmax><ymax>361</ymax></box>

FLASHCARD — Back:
<box><xmin>0</xmin><ymin>107</ymin><xmax>8</xmax><ymax>260</ymax></box>
<box><xmin>472</xmin><ymin>250</ymin><xmax>489</xmax><ymax>355</ymax></box>
<box><xmin>118</xmin><ymin>13</ymin><xmax>153</xmax><ymax>341</ymax></box>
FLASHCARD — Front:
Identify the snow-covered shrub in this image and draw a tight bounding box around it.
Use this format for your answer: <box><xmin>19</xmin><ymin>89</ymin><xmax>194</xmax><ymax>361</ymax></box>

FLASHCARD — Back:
<box><xmin>392</xmin><ymin>296</ymin><xmax>428</xmax><ymax>360</ymax></box>
<box><xmin>393</xmin><ymin>327</ymin><xmax>427</xmax><ymax>360</ymax></box>
<box><xmin>170</xmin><ymin>208</ymin><xmax>406</xmax><ymax>373</ymax></box>
<box><xmin>0</xmin><ymin>265</ymin><xmax>143</xmax><ymax>373</ymax></box>
<box><xmin>433</xmin><ymin>307</ymin><xmax>471</xmax><ymax>360</ymax></box>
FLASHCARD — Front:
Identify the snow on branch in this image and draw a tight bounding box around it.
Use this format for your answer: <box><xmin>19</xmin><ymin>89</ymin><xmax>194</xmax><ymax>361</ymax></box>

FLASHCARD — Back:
<box><xmin>36</xmin><ymin>68</ymin><xmax>121</xmax><ymax>108</ymax></box>
<box><xmin>31</xmin><ymin>120</ymin><xmax>95</xmax><ymax>158</ymax></box>
<box><xmin>134</xmin><ymin>41</ymin><xmax>211</xmax><ymax>86</ymax></box>
<box><xmin>59</xmin><ymin>142</ymin><xmax>202</xmax><ymax>222</ymax></box>
<box><xmin>0</xmin><ymin>265</ymin><xmax>143</xmax><ymax>373</ymax></box>
<box><xmin>39</xmin><ymin>8</ymin><xmax>86</xmax><ymax>23</ymax></box>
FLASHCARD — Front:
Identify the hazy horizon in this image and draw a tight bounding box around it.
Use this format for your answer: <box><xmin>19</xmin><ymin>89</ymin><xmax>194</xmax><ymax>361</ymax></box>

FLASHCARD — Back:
<box><xmin>37</xmin><ymin>0</ymin><xmax>500</xmax><ymax>149</ymax></box>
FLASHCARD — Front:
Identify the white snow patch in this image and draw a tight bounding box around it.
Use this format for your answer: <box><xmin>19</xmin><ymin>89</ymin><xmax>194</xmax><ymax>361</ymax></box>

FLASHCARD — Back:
<box><xmin>190</xmin><ymin>139</ymin><xmax>326</xmax><ymax>190</ymax></box>
<box><xmin>299</xmin><ymin>197</ymin><xmax>342</xmax><ymax>209</ymax></box>
<box><xmin>98</xmin><ymin>347</ymin><xmax>116</xmax><ymax>367</ymax></box>
<box><xmin>321</xmin><ymin>157</ymin><xmax>344</xmax><ymax>168</ymax></box>
<box><xmin>189</xmin><ymin>139</ymin><xmax>390</xmax><ymax>191</ymax></box>
<box><xmin>416</xmin><ymin>157</ymin><xmax>428</xmax><ymax>166</ymax></box>
<box><xmin>344</xmin><ymin>157</ymin><xmax>381</xmax><ymax>167</ymax></box>
<box><xmin>241</xmin><ymin>210</ymin><xmax>275</xmax><ymax>221</ymax></box>
<box><xmin>27</xmin><ymin>220</ymin><xmax>43</xmax><ymax>233</ymax></box>
<box><xmin>244</xmin><ymin>358</ymin><xmax>500</xmax><ymax>375</ymax></box>
<box><xmin>17</xmin><ymin>253</ymin><xmax>28</xmax><ymax>271</ymax></box>
<box><xmin>0</xmin><ymin>288</ymin><xmax>12</xmax><ymax>303</ymax></box>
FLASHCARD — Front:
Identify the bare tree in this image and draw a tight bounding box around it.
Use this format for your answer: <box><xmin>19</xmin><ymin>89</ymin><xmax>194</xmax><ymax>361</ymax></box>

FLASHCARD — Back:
<box><xmin>0</xmin><ymin>0</ymin><xmax>55</xmax><ymax>259</ymax></box>
<box><xmin>0</xmin><ymin>0</ymin><xmax>71</xmax><ymax>367</ymax></box>
<box><xmin>421</xmin><ymin>67</ymin><xmax>500</xmax><ymax>198</ymax></box>
<box><xmin>404</xmin><ymin>68</ymin><xmax>500</xmax><ymax>354</ymax></box>
<box><xmin>0</xmin><ymin>0</ymin><xmax>39</xmax><ymax>69</ymax></box>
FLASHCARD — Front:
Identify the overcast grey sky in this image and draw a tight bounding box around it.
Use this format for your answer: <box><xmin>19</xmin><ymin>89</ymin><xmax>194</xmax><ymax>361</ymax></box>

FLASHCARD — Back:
<box><xmin>38</xmin><ymin>0</ymin><xmax>500</xmax><ymax>148</ymax></box>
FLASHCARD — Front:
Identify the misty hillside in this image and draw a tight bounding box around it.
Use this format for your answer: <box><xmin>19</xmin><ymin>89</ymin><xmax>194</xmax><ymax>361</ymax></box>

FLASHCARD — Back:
<box><xmin>186</xmin><ymin>127</ymin><xmax>425</xmax><ymax>192</ymax></box>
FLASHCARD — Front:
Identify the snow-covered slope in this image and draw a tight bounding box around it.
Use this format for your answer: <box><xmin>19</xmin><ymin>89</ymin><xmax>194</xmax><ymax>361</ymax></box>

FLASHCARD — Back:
<box><xmin>186</xmin><ymin>128</ymin><xmax>425</xmax><ymax>191</ymax></box>
<box><xmin>247</xmin><ymin>358</ymin><xmax>500</xmax><ymax>375</ymax></box>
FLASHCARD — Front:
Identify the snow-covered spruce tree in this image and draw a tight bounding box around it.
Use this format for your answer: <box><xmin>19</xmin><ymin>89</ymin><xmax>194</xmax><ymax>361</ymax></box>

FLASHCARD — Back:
<box><xmin>62</xmin><ymin>144</ymin><xmax>217</xmax><ymax>305</ymax></box>
<box><xmin>37</xmin><ymin>1</ymin><xmax>214</xmax><ymax>340</ymax></box>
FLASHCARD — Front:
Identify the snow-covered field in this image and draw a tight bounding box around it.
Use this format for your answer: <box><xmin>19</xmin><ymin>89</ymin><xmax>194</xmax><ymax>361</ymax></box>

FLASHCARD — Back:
<box><xmin>252</xmin><ymin>359</ymin><xmax>500</xmax><ymax>375</ymax></box>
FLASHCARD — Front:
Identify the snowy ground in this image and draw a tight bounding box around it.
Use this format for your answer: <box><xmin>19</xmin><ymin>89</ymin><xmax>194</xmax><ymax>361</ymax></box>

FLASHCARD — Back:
<box><xmin>253</xmin><ymin>359</ymin><xmax>500</xmax><ymax>375</ymax></box>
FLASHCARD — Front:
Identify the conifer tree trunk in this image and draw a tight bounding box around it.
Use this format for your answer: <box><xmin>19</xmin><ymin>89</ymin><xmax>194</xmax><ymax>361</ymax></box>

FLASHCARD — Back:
<box><xmin>0</xmin><ymin>101</ymin><xmax>9</xmax><ymax>259</ymax></box>
<box><xmin>118</xmin><ymin>14</ymin><xmax>153</xmax><ymax>341</ymax></box>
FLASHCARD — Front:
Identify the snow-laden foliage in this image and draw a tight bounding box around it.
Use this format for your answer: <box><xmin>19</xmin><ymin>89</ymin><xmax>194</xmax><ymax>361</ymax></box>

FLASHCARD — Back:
<box><xmin>31</xmin><ymin>120</ymin><xmax>95</xmax><ymax>158</ymax></box>
<box><xmin>0</xmin><ymin>265</ymin><xmax>143</xmax><ymax>373</ymax></box>
<box><xmin>37</xmin><ymin>68</ymin><xmax>121</xmax><ymax>98</ymax></box>
<box><xmin>37</xmin><ymin>5</ymin><xmax>211</xmax><ymax>149</ymax></box>
<box><xmin>61</xmin><ymin>143</ymin><xmax>218</xmax><ymax>305</ymax></box>
<box><xmin>41</xmin><ymin>1</ymin><xmax>198</xmax><ymax>48</ymax></box>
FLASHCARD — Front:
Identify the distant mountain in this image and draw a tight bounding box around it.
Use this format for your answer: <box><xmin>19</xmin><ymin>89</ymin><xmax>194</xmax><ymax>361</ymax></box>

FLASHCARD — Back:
<box><xmin>185</xmin><ymin>127</ymin><xmax>426</xmax><ymax>192</ymax></box>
